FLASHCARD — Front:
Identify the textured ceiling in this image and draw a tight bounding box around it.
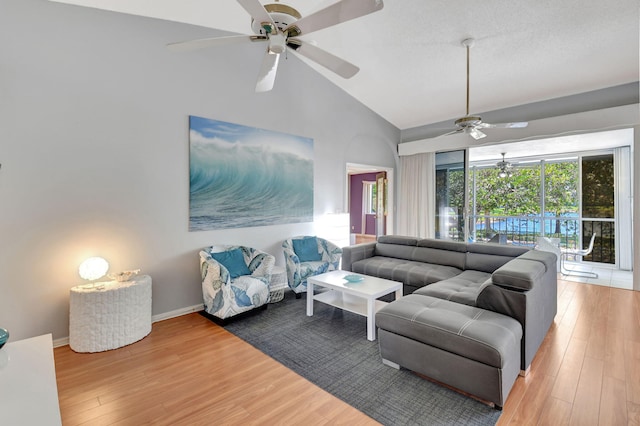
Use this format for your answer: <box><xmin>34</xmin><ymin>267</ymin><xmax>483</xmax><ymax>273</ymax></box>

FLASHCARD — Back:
<box><xmin>50</xmin><ymin>0</ymin><xmax>639</xmax><ymax>130</ymax></box>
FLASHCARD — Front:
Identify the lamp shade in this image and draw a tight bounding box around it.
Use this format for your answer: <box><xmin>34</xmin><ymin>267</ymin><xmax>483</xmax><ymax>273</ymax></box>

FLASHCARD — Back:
<box><xmin>78</xmin><ymin>257</ymin><xmax>109</xmax><ymax>281</ymax></box>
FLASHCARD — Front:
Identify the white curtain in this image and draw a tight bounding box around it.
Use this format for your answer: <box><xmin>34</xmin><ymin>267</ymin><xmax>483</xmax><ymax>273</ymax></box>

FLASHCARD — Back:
<box><xmin>397</xmin><ymin>152</ymin><xmax>435</xmax><ymax>238</ymax></box>
<box><xmin>616</xmin><ymin>146</ymin><xmax>633</xmax><ymax>270</ymax></box>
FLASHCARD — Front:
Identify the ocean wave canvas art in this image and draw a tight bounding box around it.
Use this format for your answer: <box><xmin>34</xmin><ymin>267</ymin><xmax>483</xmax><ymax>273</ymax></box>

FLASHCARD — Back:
<box><xmin>189</xmin><ymin>116</ymin><xmax>314</xmax><ymax>231</ymax></box>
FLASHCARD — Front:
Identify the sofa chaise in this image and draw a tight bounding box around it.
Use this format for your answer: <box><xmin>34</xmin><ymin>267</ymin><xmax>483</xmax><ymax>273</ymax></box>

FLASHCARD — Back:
<box><xmin>341</xmin><ymin>235</ymin><xmax>557</xmax><ymax>408</ymax></box>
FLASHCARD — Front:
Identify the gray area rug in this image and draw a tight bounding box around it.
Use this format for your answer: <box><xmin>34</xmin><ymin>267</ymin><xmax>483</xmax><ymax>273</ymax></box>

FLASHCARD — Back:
<box><xmin>223</xmin><ymin>291</ymin><xmax>501</xmax><ymax>426</ymax></box>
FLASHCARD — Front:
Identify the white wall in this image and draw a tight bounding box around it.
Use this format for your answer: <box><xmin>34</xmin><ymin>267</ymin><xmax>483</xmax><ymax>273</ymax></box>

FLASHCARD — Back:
<box><xmin>634</xmin><ymin>125</ymin><xmax>640</xmax><ymax>291</ymax></box>
<box><xmin>0</xmin><ymin>0</ymin><xmax>399</xmax><ymax>341</ymax></box>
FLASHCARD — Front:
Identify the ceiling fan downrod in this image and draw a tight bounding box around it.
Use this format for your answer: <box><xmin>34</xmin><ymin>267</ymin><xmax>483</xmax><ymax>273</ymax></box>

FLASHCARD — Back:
<box><xmin>461</xmin><ymin>38</ymin><xmax>475</xmax><ymax>117</ymax></box>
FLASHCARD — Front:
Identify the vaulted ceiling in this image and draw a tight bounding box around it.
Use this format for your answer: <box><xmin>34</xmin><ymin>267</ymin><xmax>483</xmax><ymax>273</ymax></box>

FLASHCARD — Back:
<box><xmin>50</xmin><ymin>0</ymin><xmax>639</xmax><ymax>131</ymax></box>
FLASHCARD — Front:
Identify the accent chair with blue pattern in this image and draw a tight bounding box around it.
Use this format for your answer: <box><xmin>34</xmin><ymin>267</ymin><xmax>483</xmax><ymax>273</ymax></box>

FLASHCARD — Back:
<box><xmin>199</xmin><ymin>245</ymin><xmax>274</xmax><ymax>320</ymax></box>
<box><xmin>282</xmin><ymin>236</ymin><xmax>343</xmax><ymax>298</ymax></box>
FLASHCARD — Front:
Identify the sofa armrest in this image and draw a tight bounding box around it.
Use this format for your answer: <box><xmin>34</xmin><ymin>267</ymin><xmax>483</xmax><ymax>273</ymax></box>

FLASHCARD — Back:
<box><xmin>491</xmin><ymin>258</ymin><xmax>546</xmax><ymax>291</ymax></box>
<box><xmin>341</xmin><ymin>242</ymin><xmax>377</xmax><ymax>271</ymax></box>
<box><xmin>478</xmin><ymin>255</ymin><xmax>557</xmax><ymax>370</ymax></box>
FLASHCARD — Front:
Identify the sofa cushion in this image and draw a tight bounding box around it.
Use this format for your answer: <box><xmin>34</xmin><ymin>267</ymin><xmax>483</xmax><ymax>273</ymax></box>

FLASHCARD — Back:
<box><xmin>465</xmin><ymin>243</ymin><xmax>530</xmax><ymax>273</ymax></box>
<box><xmin>376</xmin><ymin>294</ymin><xmax>522</xmax><ymax>368</ymax></box>
<box><xmin>492</xmin><ymin>258</ymin><xmax>546</xmax><ymax>290</ymax></box>
<box><xmin>416</xmin><ymin>238</ymin><xmax>468</xmax><ymax>252</ymax></box>
<box><xmin>374</xmin><ymin>243</ymin><xmax>417</xmax><ymax>261</ymax></box>
<box><xmin>519</xmin><ymin>250</ymin><xmax>556</xmax><ymax>271</ymax></box>
<box><xmin>411</xmin><ymin>246</ymin><xmax>467</xmax><ymax>270</ymax></box>
<box><xmin>350</xmin><ymin>257</ymin><xmax>461</xmax><ymax>288</ymax></box>
<box><xmin>377</xmin><ymin>235</ymin><xmax>419</xmax><ymax>246</ymax></box>
<box><xmin>467</xmin><ymin>243</ymin><xmax>530</xmax><ymax>257</ymax></box>
<box><xmin>414</xmin><ymin>270</ymin><xmax>492</xmax><ymax>306</ymax></box>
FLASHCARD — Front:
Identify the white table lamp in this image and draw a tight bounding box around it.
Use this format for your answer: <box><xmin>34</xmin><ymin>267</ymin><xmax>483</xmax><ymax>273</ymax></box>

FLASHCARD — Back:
<box><xmin>78</xmin><ymin>256</ymin><xmax>109</xmax><ymax>281</ymax></box>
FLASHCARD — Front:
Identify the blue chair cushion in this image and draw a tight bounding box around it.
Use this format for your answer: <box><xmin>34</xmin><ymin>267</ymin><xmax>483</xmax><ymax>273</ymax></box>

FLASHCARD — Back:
<box><xmin>211</xmin><ymin>248</ymin><xmax>251</xmax><ymax>278</ymax></box>
<box><xmin>293</xmin><ymin>237</ymin><xmax>322</xmax><ymax>262</ymax></box>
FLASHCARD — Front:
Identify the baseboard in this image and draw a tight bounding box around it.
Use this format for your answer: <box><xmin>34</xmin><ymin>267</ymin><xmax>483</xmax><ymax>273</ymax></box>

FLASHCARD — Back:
<box><xmin>152</xmin><ymin>303</ymin><xmax>204</xmax><ymax>323</ymax></box>
<box><xmin>53</xmin><ymin>336</ymin><xmax>69</xmax><ymax>348</ymax></box>
<box><xmin>52</xmin><ymin>303</ymin><xmax>205</xmax><ymax>348</ymax></box>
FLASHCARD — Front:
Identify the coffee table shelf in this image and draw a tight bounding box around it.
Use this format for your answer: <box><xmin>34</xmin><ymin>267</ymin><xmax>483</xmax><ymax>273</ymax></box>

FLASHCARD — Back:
<box><xmin>314</xmin><ymin>290</ymin><xmax>389</xmax><ymax>317</ymax></box>
<box><xmin>307</xmin><ymin>270</ymin><xmax>403</xmax><ymax>341</ymax></box>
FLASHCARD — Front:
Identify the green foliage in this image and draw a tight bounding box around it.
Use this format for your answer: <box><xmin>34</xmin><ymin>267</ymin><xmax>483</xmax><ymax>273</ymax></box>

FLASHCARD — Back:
<box><xmin>473</xmin><ymin>165</ymin><xmax>541</xmax><ymax>215</ymax></box>
<box><xmin>544</xmin><ymin>162</ymin><xmax>579</xmax><ymax>216</ymax></box>
<box><xmin>472</xmin><ymin>161</ymin><xmax>583</xmax><ymax>218</ymax></box>
<box><xmin>582</xmin><ymin>155</ymin><xmax>614</xmax><ymax>218</ymax></box>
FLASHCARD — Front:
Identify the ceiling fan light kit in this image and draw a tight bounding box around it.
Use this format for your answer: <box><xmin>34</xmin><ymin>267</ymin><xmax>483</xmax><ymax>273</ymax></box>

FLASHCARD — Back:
<box><xmin>250</xmin><ymin>3</ymin><xmax>301</xmax><ymax>35</ymax></box>
<box><xmin>167</xmin><ymin>0</ymin><xmax>384</xmax><ymax>92</ymax></box>
<box><xmin>435</xmin><ymin>37</ymin><xmax>529</xmax><ymax>140</ymax></box>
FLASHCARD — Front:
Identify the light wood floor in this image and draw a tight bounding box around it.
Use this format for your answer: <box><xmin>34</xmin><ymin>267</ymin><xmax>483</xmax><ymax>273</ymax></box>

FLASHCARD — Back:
<box><xmin>355</xmin><ymin>234</ymin><xmax>377</xmax><ymax>244</ymax></box>
<box><xmin>54</xmin><ymin>277</ymin><xmax>640</xmax><ymax>425</ymax></box>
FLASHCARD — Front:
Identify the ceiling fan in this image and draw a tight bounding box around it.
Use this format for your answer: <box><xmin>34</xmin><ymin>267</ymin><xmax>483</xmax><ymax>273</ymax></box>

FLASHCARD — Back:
<box><xmin>437</xmin><ymin>38</ymin><xmax>529</xmax><ymax>140</ymax></box>
<box><xmin>167</xmin><ymin>0</ymin><xmax>384</xmax><ymax>92</ymax></box>
<box><xmin>496</xmin><ymin>152</ymin><xmax>514</xmax><ymax>178</ymax></box>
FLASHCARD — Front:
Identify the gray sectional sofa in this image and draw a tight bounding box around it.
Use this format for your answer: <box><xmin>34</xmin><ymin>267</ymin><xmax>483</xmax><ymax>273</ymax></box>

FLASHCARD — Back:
<box><xmin>341</xmin><ymin>235</ymin><xmax>558</xmax><ymax>408</ymax></box>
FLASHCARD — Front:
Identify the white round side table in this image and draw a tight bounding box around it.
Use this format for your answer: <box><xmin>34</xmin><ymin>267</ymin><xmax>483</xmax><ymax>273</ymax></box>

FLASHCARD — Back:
<box><xmin>269</xmin><ymin>266</ymin><xmax>287</xmax><ymax>303</ymax></box>
<box><xmin>69</xmin><ymin>274</ymin><xmax>152</xmax><ymax>353</ymax></box>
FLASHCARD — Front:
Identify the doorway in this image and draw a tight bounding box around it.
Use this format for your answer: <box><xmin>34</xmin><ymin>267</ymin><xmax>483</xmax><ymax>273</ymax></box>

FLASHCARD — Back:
<box><xmin>346</xmin><ymin>163</ymin><xmax>394</xmax><ymax>244</ymax></box>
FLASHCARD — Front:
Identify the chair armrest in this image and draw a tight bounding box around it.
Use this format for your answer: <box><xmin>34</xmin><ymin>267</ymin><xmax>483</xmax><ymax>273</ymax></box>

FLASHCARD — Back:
<box><xmin>319</xmin><ymin>239</ymin><xmax>343</xmax><ymax>266</ymax></box>
<box><xmin>248</xmin><ymin>249</ymin><xmax>275</xmax><ymax>280</ymax></box>
<box><xmin>199</xmin><ymin>250</ymin><xmax>232</xmax><ymax>314</ymax></box>
<box><xmin>282</xmin><ymin>240</ymin><xmax>301</xmax><ymax>287</ymax></box>
<box><xmin>282</xmin><ymin>242</ymin><xmax>301</xmax><ymax>265</ymax></box>
<box><xmin>199</xmin><ymin>250</ymin><xmax>228</xmax><ymax>282</ymax></box>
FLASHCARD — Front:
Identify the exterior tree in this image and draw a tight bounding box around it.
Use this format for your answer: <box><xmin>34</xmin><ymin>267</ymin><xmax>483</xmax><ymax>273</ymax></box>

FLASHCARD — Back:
<box><xmin>544</xmin><ymin>161</ymin><xmax>578</xmax><ymax>235</ymax></box>
<box><xmin>472</xmin><ymin>165</ymin><xmax>540</xmax><ymax>240</ymax></box>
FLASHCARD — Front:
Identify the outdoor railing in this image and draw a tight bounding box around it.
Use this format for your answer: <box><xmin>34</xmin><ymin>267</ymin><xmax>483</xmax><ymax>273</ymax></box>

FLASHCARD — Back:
<box><xmin>470</xmin><ymin>215</ymin><xmax>580</xmax><ymax>250</ymax></box>
<box><xmin>443</xmin><ymin>214</ymin><xmax>614</xmax><ymax>264</ymax></box>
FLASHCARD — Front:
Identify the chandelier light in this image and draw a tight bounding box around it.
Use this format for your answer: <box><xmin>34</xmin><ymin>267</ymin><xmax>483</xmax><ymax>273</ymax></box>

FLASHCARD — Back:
<box><xmin>496</xmin><ymin>153</ymin><xmax>513</xmax><ymax>178</ymax></box>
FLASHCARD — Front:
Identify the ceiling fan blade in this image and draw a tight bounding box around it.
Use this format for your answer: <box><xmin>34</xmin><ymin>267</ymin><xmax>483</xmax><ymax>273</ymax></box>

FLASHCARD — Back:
<box><xmin>237</xmin><ymin>0</ymin><xmax>276</xmax><ymax>32</ymax></box>
<box><xmin>468</xmin><ymin>128</ymin><xmax>487</xmax><ymax>140</ymax></box>
<box><xmin>285</xmin><ymin>0</ymin><xmax>384</xmax><ymax>37</ymax></box>
<box><xmin>288</xmin><ymin>40</ymin><xmax>359</xmax><ymax>78</ymax></box>
<box><xmin>255</xmin><ymin>51</ymin><xmax>280</xmax><ymax>93</ymax></box>
<box><xmin>167</xmin><ymin>35</ymin><xmax>258</xmax><ymax>52</ymax></box>
<box><xmin>478</xmin><ymin>121</ymin><xmax>529</xmax><ymax>129</ymax></box>
<box><xmin>433</xmin><ymin>128</ymin><xmax>464</xmax><ymax>138</ymax></box>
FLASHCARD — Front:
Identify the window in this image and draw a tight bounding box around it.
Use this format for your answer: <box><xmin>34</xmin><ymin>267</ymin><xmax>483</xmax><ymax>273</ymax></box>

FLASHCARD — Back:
<box><xmin>362</xmin><ymin>181</ymin><xmax>376</xmax><ymax>214</ymax></box>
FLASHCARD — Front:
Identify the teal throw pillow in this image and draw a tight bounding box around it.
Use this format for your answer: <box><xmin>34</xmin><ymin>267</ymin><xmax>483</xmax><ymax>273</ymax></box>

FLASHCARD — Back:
<box><xmin>292</xmin><ymin>237</ymin><xmax>322</xmax><ymax>262</ymax></box>
<box><xmin>211</xmin><ymin>248</ymin><xmax>251</xmax><ymax>279</ymax></box>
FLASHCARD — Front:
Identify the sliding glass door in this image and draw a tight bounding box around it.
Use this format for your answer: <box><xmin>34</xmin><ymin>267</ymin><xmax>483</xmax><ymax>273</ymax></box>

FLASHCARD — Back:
<box><xmin>466</xmin><ymin>149</ymin><xmax>629</xmax><ymax>267</ymax></box>
<box><xmin>435</xmin><ymin>150</ymin><xmax>466</xmax><ymax>242</ymax></box>
<box><xmin>581</xmin><ymin>154</ymin><xmax>615</xmax><ymax>264</ymax></box>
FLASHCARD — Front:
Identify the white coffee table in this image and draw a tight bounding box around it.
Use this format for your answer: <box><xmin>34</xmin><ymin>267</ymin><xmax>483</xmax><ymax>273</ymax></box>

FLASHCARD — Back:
<box><xmin>307</xmin><ymin>270</ymin><xmax>403</xmax><ymax>341</ymax></box>
<box><xmin>0</xmin><ymin>334</ymin><xmax>62</xmax><ymax>425</ymax></box>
